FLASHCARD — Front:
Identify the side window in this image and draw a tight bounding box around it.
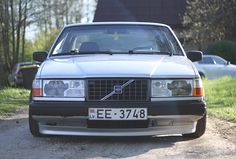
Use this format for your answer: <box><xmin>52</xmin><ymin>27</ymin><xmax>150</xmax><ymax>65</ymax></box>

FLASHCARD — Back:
<box><xmin>72</xmin><ymin>36</ymin><xmax>89</xmax><ymax>51</ymax></box>
<box><xmin>212</xmin><ymin>56</ymin><xmax>226</xmax><ymax>65</ymax></box>
<box><xmin>199</xmin><ymin>57</ymin><xmax>215</xmax><ymax>64</ymax></box>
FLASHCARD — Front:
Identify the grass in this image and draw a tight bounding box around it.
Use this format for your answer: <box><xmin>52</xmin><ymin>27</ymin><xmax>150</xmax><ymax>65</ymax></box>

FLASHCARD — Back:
<box><xmin>204</xmin><ymin>77</ymin><xmax>236</xmax><ymax>122</ymax></box>
<box><xmin>0</xmin><ymin>88</ymin><xmax>30</xmax><ymax>116</ymax></box>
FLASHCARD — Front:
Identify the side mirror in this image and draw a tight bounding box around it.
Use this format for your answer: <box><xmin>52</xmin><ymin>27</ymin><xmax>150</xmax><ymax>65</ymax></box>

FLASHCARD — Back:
<box><xmin>33</xmin><ymin>51</ymin><xmax>48</xmax><ymax>62</ymax></box>
<box><xmin>186</xmin><ymin>51</ymin><xmax>203</xmax><ymax>62</ymax></box>
<box><xmin>226</xmin><ymin>61</ymin><xmax>231</xmax><ymax>65</ymax></box>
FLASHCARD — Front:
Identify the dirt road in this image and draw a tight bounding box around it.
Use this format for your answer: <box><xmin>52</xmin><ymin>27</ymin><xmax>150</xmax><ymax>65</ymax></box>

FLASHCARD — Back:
<box><xmin>0</xmin><ymin>109</ymin><xmax>235</xmax><ymax>159</ymax></box>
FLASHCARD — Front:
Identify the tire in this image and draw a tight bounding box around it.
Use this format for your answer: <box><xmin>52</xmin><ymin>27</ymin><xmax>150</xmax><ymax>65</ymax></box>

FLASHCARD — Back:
<box><xmin>29</xmin><ymin>111</ymin><xmax>42</xmax><ymax>137</ymax></box>
<box><xmin>183</xmin><ymin>113</ymin><xmax>206</xmax><ymax>139</ymax></box>
<box><xmin>199</xmin><ymin>72</ymin><xmax>205</xmax><ymax>79</ymax></box>
<box><xmin>28</xmin><ymin>91</ymin><xmax>43</xmax><ymax>137</ymax></box>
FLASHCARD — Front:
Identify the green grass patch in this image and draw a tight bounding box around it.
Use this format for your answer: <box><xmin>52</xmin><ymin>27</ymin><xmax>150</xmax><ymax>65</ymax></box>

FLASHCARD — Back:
<box><xmin>204</xmin><ymin>77</ymin><xmax>236</xmax><ymax>122</ymax></box>
<box><xmin>0</xmin><ymin>88</ymin><xmax>30</xmax><ymax>116</ymax></box>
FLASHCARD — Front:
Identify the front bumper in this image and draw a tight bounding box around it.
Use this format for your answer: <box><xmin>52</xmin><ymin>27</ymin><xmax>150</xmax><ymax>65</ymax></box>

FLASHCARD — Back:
<box><xmin>29</xmin><ymin>99</ymin><xmax>206</xmax><ymax>136</ymax></box>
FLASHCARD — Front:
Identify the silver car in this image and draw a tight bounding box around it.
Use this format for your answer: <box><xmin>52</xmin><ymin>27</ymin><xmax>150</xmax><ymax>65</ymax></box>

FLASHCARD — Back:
<box><xmin>29</xmin><ymin>22</ymin><xmax>206</xmax><ymax>139</ymax></box>
<box><xmin>194</xmin><ymin>55</ymin><xmax>236</xmax><ymax>79</ymax></box>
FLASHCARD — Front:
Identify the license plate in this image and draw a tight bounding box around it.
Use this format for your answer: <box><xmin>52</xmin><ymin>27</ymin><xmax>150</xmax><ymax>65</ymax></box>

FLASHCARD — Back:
<box><xmin>88</xmin><ymin>108</ymin><xmax>147</xmax><ymax>120</ymax></box>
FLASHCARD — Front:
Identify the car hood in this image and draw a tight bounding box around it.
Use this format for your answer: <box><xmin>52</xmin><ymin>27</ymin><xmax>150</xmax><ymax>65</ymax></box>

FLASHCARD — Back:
<box><xmin>37</xmin><ymin>54</ymin><xmax>197</xmax><ymax>78</ymax></box>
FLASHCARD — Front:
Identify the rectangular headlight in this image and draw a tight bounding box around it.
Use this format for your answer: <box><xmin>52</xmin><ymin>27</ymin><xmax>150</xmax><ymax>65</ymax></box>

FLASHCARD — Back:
<box><xmin>43</xmin><ymin>80</ymin><xmax>85</xmax><ymax>98</ymax></box>
<box><xmin>151</xmin><ymin>79</ymin><xmax>193</xmax><ymax>97</ymax></box>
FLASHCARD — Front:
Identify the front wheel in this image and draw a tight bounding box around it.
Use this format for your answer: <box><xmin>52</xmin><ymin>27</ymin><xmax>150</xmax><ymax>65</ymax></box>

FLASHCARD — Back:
<box><xmin>29</xmin><ymin>92</ymin><xmax>42</xmax><ymax>137</ymax></box>
<box><xmin>29</xmin><ymin>111</ymin><xmax>42</xmax><ymax>137</ymax></box>
<box><xmin>183</xmin><ymin>113</ymin><xmax>206</xmax><ymax>138</ymax></box>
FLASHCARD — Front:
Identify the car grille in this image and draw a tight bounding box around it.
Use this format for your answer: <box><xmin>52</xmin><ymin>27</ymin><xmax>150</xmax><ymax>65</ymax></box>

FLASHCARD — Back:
<box><xmin>87</xmin><ymin>79</ymin><xmax>149</xmax><ymax>101</ymax></box>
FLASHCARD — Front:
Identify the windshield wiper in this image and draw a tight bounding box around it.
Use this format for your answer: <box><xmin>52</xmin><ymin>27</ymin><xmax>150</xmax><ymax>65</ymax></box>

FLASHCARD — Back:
<box><xmin>77</xmin><ymin>51</ymin><xmax>114</xmax><ymax>55</ymax></box>
<box><xmin>128</xmin><ymin>49</ymin><xmax>172</xmax><ymax>56</ymax></box>
<box><xmin>52</xmin><ymin>50</ymin><xmax>173</xmax><ymax>56</ymax></box>
<box><xmin>51</xmin><ymin>50</ymin><xmax>114</xmax><ymax>56</ymax></box>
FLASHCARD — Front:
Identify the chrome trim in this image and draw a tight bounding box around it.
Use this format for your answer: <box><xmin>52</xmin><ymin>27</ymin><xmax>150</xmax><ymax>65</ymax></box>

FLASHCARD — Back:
<box><xmin>151</xmin><ymin>96</ymin><xmax>203</xmax><ymax>101</ymax></box>
<box><xmin>100</xmin><ymin>79</ymin><xmax>134</xmax><ymax>101</ymax></box>
<box><xmin>33</xmin><ymin>97</ymin><xmax>85</xmax><ymax>101</ymax></box>
<box><xmin>38</xmin><ymin>124</ymin><xmax>196</xmax><ymax>136</ymax></box>
<box><xmin>34</xmin><ymin>115</ymin><xmax>202</xmax><ymax>136</ymax></box>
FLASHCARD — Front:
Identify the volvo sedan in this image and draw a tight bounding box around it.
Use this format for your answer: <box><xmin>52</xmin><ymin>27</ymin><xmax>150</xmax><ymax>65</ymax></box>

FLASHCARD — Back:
<box><xmin>29</xmin><ymin>22</ymin><xmax>206</xmax><ymax>139</ymax></box>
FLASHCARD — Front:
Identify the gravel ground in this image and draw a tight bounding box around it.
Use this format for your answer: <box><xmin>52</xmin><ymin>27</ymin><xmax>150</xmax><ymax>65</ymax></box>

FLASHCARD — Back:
<box><xmin>0</xmin><ymin>109</ymin><xmax>235</xmax><ymax>159</ymax></box>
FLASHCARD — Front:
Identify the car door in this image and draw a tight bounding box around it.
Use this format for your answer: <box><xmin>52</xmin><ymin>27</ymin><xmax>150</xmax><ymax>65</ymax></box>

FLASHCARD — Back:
<box><xmin>211</xmin><ymin>56</ymin><xmax>234</xmax><ymax>78</ymax></box>
<box><xmin>197</xmin><ymin>56</ymin><xmax>220</xmax><ymax>79</ymax></box>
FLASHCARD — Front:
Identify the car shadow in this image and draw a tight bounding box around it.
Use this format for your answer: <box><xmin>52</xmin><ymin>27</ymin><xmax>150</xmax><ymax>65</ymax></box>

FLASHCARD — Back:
<box><xmin>0</xmin><ymin>116</ymin><xmax>195</xmax><ymax>159</ymax></box>
<box><xmin>40</xmin><ymin>135</ymin><xmax>193</xmax><ymax>158</ymax></box>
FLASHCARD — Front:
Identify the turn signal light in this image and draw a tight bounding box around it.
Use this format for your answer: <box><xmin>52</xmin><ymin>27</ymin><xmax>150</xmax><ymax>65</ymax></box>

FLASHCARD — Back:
<box><xmin>193</xmin><ymin>88</ymin><xmax>204</xmax><ymax>96</ymax></box>
<box><xmin>32</xmin><ymin>79</ymin><xmax>42</xmax><ymax>97</ymax></box>
<box><xmin>193</xmin><ymin>79</ymin><xmax>204</xmax><ymax>96</ymax></box>
<box><xmin>32</xmin><ymin>88</ymin><xmax>43</xmax><ymax>96</ymax></box>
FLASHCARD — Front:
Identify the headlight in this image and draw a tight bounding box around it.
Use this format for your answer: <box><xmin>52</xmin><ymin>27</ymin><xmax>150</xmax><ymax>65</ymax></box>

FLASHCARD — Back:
<box><xmin>43</xmin><ymin>80</ymin><xmax>85</xmax><ymax>97</ymax></box>
<box><xmin>151</xmin><ymin>79</ymin><xmax>194</xmax><ymax>97</ymax></box>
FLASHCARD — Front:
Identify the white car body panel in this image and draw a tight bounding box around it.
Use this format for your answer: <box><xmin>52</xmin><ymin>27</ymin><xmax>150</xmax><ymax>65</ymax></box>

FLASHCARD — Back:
<box><xmin>36</xmin><ymin>55</ymin><xmax>197</xmax><ymax>79</ymax></box>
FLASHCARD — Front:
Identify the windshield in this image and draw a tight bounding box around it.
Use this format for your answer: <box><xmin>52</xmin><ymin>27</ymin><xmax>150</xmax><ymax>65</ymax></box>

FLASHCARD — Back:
<box><xmin>50</xmin><ymin>25</ymin><xmax>183</xmax><ymax>56</ymax></box>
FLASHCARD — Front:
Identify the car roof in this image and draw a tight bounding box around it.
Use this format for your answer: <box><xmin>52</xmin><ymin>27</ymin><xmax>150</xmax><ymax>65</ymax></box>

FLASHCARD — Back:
<box><xmin>17</xmin><ymin>62</ymin><xmax>40</xmax><ymax>66</ymax></box>
<box><xmin>203</xmin><ymin>55</ymin><xmax>220</xmax><ymax>58</ymax></box>
<box><xmin>64</xmin><ymin>22</ymin><xmax>170</xmax><ymax>29</ymax></box>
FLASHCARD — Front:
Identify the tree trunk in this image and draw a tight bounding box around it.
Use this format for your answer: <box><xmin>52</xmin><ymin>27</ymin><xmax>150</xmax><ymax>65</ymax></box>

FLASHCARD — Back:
<box><xmin>1</xmin><ymin>0</ymin><xmax>11</xmax><ymax>70</ymax></box>
<box><xmin>10</xmin><ymin>0</ymin><xmax>16</xmax><ymax>65</ymax></box>
<box><xmin>54</xmin><ymin>0</ymin><xmax>60</xmax><ymax>29</ymax></box>
<box><xmin>21</xmin><ymin>0</ymin><xmax>28</xmax><ymax>62</ymax></box>
<box><xmin>15</xmin><ymin>0</ymin><xmax>22</xmax><ymax>65</ymax></box>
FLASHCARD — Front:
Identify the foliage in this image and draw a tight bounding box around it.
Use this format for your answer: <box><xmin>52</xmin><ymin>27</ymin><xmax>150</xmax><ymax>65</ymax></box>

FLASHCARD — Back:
<box><xmin>204</xmin><ymin>77</ymin><xmax>236</xmax><ymax>122</ymax></box>
<box><xmin>182</xmin><ymin>0</ymin><xmax>236</xmax><ymax>50</ymax></box>
<box><xmin>0</xmin><ymin>88</ymin><xmax>29</xmax><ymax>116</ymax></box>
<box><xmin>0</xmin><ymin>0</ymin><xmax>85</xmax><ymax>70</ymax></box>
<box><xmin>206</xmin><ymin>40</ymin><xmax>236</xmax><ymax>64</ymax></box>
<box><xmin>24</xmin><ymin>28</ymin><xmax>60</xmax><ymax>61</ymax></box>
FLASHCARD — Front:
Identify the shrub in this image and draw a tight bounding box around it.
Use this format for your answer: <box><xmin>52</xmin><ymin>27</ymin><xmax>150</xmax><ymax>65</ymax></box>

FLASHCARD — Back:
<box><xmin>206</xmin><ymin>40</ymin><xmax>236</xmax><ymax>64</ymax></box>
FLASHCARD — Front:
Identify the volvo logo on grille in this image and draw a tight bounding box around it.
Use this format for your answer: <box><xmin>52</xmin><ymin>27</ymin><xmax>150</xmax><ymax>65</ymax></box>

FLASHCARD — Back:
<box><xmin>100</xmin><ymin>79</ymin><xmax>134</xmax><ymax>101</ymax></box>
<box><xmin>114</xmin><ymin>85</ymin><xmax>122</xmax><ymax>94</ymax></box>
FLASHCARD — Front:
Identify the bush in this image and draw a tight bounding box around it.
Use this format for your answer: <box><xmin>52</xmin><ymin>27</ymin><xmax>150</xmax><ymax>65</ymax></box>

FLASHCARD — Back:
<box><xmin>206</xmin><ymin>40</ymin><xmax>236</xmax><ymax>64</ymax></box>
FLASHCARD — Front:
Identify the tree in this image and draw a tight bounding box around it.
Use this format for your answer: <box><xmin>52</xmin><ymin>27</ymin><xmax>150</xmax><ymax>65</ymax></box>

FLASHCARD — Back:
<box><xmin>0</xmin><ymin>0</ymin><xmax>30</xmax><ymax>70</ymax></box>
<box><xmin>0</xmin><ymin>0</ymin><xmax>11</xmax><ymax>69</ymax></box>
<box><xmin>182</xmin><ymin>0</ymin><xmax>236</xmax><ymax>50</ymax></box>
<box><xmin>31</xmin><ymin>0</ymin><xmax>84</xmax><ymax>51</ymax></box>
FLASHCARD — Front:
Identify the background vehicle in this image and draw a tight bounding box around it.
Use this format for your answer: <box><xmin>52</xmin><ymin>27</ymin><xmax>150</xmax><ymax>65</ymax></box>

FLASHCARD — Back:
<box><xmin>8</xmin><ymin>62</ymin><xmax>40</xmax><ymax>87</ymax></box>
<box><xmin>194</xmin><ymin>55</ymin><xmax>236</xmax><ymax>79</ymax></box>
